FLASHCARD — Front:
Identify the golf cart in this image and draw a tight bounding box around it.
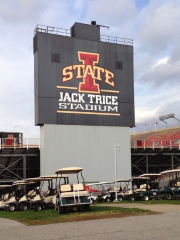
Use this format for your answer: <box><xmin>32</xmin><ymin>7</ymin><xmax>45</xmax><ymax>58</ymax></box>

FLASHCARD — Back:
<box><xmin>0</xmin><ymin>185</ymin><xmax>12</xmax><ymax>210</ymax></box>
<box><xmin>30</xmin><ymin>175</ymin><xmax>68</xmax><ymax>211</ymax></box>
<box><xmin>131</xmin><ymin>176</ymin><xmax>151</xmax><ymax>201</ymax></box>
<box><xmin>109</xmin><ymin>181</ymin><xmax>122</xmax><ymax>201</ymax></box>
<box><xmin>87</xmin><ymin>181</ymin><xmax>114</xmax><ymax>202</ymax></box>
<box><xmin>55</xmin><ymin>167</ymin><xmax>90</xmax><ymax>214</ymax></box>
<box><xmin>86</xmin><ymin>183</ymin><xmax>100</xmax><ymax>202</ymax></box>
<box><xmin>136</xmin><ymin>174</ymin><xmax>162</xmax><ymax>201</ymax></box>
<box><xmin>117</xmin><ymin>179</ymin><xmax>134</xmax><ymax>201</ymax></box>
<box><xmin>156</xmin><ymin>169</ymin><xmax>180</xmax><ymax>200</ymax></box>
<box><xmin>4</xmin><ymin>180</ymin><xmax>36</xmax><ymax>211</ymax></box>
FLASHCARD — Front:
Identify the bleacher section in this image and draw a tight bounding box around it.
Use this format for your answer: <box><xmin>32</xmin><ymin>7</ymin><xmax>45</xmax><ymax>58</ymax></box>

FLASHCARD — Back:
<box><xmin>131</xmin><ymin>127</ymin><xmax>180</xmax><ymax>148</ymax></box>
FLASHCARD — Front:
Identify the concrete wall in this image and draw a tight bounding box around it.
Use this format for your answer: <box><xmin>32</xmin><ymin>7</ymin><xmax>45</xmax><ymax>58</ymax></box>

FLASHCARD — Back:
<box><xmin>40</xmin><ymin>124</ymin><xmax>131</xmax><ymax>183</ymax></box>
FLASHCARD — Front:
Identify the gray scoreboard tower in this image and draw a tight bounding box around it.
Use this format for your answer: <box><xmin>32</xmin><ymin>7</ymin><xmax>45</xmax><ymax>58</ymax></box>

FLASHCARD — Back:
<box><xmin>34</xmin><ymin>22</ymin><xmax>134</xmax><ymax>182</ymax></box>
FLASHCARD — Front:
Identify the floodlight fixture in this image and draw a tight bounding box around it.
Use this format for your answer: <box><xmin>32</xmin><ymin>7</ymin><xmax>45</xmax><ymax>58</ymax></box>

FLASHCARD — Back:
<box><xmin>159</xmin><ymin>113</ymin><xmax>180</xmax><ymax>128</ymax></box>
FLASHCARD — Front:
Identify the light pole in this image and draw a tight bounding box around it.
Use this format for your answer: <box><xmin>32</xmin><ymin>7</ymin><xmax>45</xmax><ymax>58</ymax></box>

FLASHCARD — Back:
<box><xmin>114</xmin><ymin>143</ymin><xmax>120</xmax><ymax>202</ymax></box>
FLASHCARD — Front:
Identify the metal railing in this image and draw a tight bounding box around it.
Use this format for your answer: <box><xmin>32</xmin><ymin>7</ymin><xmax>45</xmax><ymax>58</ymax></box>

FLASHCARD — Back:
<box><xmin>34</xmin><ymin>24</ymin><xmax>133</xmax><ymax>46</ymax></box>
<box><xmin>0</xmin><ymin>138</ymin><xmax>40</xmax><ymax>150</ymax></box>
<box><xmin>131</xmin><ymin>140</ymin><xmax>180</xmax><ymax>150</ymax></box>
<box><xmin>34</xmin><ymin>24</ymin><xmax>71</xmax><ymax>37</ymax></box>
<box><xmin>100</xmin><ymin>35</ymin><xmax>133</xmax><ymax>46</ymax></box>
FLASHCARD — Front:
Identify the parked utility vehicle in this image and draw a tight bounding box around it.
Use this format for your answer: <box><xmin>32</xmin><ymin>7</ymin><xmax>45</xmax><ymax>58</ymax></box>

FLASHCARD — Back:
<box><xmin>157</xmin><ymin>169</ymin><xmax>180</xmax><ymax>200</ymax></box>
<box><xmin>29</xmin><ymin>175</ymin><xmax>68</xmax><ymax>211</ymax></box>
<box><xmin>131</xmin><ymin>176</ymin><xmax>151</xmax><ymax>201</ymax></box>
<box><xmin>87</xmin><ymin>181</ymin><xmax>114</xmax><ymax>202</ymax></box>
<box><xmin>55</xmin><ymin>167</ymin><xmax>90</xmax><ymax>214</ymax></box>
<box><xmin>4</xmin><ymin>180</ymin><xmax>36</xmax><ymax>211</ymax></box>
<box><xmin>86</xmin><ymin>183</ymin><xmax>100</xmax><ymax>202</ymax></box>
<box><xmin>137</xmin><ymin>174</ymin><xmax>162</xmax><ymax>201</ymax></box>
<box><xmin>117</xmin><ymin>179</ymin><xmax>134</xmax><ymax>201</ymax></box>
<box><xmin>0</xmin><ymin>185</ymin><xmax>12</xmax><ymax>210</ymax></box>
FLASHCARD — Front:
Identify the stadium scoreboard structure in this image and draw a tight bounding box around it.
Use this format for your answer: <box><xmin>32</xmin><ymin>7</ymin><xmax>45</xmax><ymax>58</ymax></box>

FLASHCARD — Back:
<box><xmin>34</xmin><ymin>22</ymin><xmax>134</xmax><ymax>182</ymax></box>
<box><xmin>34</xmin><ymin>22</ymin><xmax>134</xmax><ymax>127</ymax></box>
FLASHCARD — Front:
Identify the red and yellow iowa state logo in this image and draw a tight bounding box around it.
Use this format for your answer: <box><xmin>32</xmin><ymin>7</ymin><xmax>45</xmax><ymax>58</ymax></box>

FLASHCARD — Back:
<box><xmin>62</xmin><ymin>51</ymin><xmax>115</xmax><ymax>94</ymax></box>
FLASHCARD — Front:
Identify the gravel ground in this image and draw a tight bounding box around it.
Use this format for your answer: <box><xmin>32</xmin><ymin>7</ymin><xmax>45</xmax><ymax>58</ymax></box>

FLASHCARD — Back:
<box><xmin>1</xmin><ymin>205</ymin><xmax>180</xmax><ymax>240</ymax></box>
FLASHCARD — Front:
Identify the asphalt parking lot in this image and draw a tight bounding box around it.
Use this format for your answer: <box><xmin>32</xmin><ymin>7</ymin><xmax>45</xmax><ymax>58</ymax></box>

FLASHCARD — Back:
<box><xmin>1</xmin><ymin>204</ymin><xmax>180</xmax><ymax>240</ymax></box>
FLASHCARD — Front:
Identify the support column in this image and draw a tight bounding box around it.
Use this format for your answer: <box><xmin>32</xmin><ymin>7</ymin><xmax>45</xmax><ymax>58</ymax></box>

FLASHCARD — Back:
<box><xmin>171</xmin><ymin>155</ymin><xmax>174</xmax><ymax>169</ymax></box>
<box><xmin>146</xmin><ymin>155</ymin><xmax>148</xmax><ymax>173</ymax></box>
<box><xmin>23</xmin><ymin>156</ymin><xmax>26</xmax><ymax>179</ymax></box>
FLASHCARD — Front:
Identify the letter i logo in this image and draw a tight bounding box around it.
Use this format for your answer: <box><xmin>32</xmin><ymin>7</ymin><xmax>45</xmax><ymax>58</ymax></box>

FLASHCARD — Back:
<box><xmin>78</xmin><ymin>52</ymin><xmax>100</xmax><ymax>93</ymax></box>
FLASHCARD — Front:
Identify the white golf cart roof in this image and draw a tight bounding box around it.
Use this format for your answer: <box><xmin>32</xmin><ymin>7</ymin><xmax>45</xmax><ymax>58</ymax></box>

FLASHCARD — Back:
<box><xmin>0</xmin><ymin>185</ymin><xmax>12</xmax><ymax>188</ymax></box>
<box><xmin>13</xmin><ymin>180</ymin><xmax>27</xmax><ymax>185</ymax></box>
<box><xmin>25</xmin><ymin>177</ymin><xmax>48</xmax><ymax>182</ymax></box>
<box><xmin>55</xmin><ymin>167</ymin><xmax>83</xmax><ymax>174</ymax></box>
<box><xmin>86</xmin><ymin>183</ymin><xmax>100</xmax><ymax>186</ymax></box>
<box><xmin>40</xmin><ymin>174</ymin><xmax>68</xmax><ymax>179</ymax></box>
<box><xmin>87</xmin><ymin>181</ymin><xmax>114</xmax><ymax>186</ymax></box>
<box><xmin>160</xmin><ymin>169</ymin><xmax>180</xmax><ymax>174</ymax></box>
<box><xmin>116</xmin><ymin>179</ymin><xmax>133</xmax><ymax>182</ymax></box>
<box><xmin>131</xmin><ymin>177</ymin><xmax>150</xmax><ymax>180</ymax></box>
<box><xmin>140</xmin><ymin>174</ymin><xmax>161</xmax><ymax>178</ymax></box>
<box><xmin>13</xmin><ymin>180</ymin><xmax>36</xmax><ymax>185</ymax></box>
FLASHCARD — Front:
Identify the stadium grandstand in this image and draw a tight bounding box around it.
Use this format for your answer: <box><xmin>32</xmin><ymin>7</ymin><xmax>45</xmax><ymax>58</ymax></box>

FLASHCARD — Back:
<box><xmin>131</xmin><ymin>126</ymin><xmax>180</xmax><ymax>176</ymax></box>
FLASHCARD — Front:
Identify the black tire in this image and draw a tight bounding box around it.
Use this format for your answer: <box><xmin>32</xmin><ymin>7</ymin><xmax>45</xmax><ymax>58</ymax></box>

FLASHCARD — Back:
<box><xmin>164</xmin><ymin>194</ymin><xmax>172</xmax><ymax>200</ymax></box>
<box><xmin>34</xmin><ymin>203</ymin><xmax>42</xmax><ymax>211</ymax></box>
<box><xmin>58</xmin><ymin>205</ymin><xmax>66</xmax><ymax>214</ymax></box>
<box><xmin>118</xmin><ymin>196</ymin><xmax>123</xmax><ymax>201</ymax></box>
<box><xmin>9</xmin><ymin>204</ymin><xmax>16</xmax><ymax>212</ymax></box>
<box><xmin>20</xmin><ymin>203</ymin><xmax>28</xmax><ymax>211</ymax></box>
<box><xmin>105</xmin><ymin>197</ymin><xmax>110</xmax><ymax>202</ymax></box>
<box><xmin>129</xmin><ymin>196</ymin><xmax>135</xmax><ymax>201</ymax></box>
<box><xmin>142</xmin><ymin>195</ymin><xmax>149</xmax><ymax>201</ymax></box>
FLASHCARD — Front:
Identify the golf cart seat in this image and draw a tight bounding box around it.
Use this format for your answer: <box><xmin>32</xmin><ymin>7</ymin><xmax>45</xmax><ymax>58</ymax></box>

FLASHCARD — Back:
<box><xmin>73</xmin><ymin>183</ymin><xmax>84</xmax><ymax>191</ymax></box>
<box><xmin>41</xmin><ymin>189</ymin><xmax>50</xmax><ymax>197</ymax></box>
<box><xmin>3</xmin><ymin>193</ymin><xmax>9</xmax><ymax>201</ymax></box>
<box><xmin>176</xmin><ymin>182</ymin><xmax>180</xmax><ymax>187</ymax></box>
<box><xmin>27</xmin><ymin>190</ymin><xmax>36</xmax><ymax>198</ymax></box>
<box><xmin>134</xmin><ymin>184</ymin><xmax>150</xmax><ymax>192</ymax></box>
<box><xmin>61</xmin><ymin>184</ymin><xmax>72</xmax><ymax>192</ymax></box>
<box><xmin>60</xmin><ymin>184</ymin><xmax>88</xmax><ymax>197</ymax></box>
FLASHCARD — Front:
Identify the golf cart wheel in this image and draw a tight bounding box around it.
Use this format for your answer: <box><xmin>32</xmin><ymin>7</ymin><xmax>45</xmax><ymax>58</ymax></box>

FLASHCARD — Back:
<box><xmin>118</xmin><ymin>196</ymin><xmax>123</xmax><ymax>201</ymax></box>
<box><xmin>34</xmin><ymin>203</ymin><xmax>42</xmax><ymax>211</ymax></box>
<box><xmin>105</xmin><ymin>197</ymin><xmax>110</xmax><ymax>202</ymax></box>
<box><xmin>129</xmin><ymin>196</ymin><xmax>135</xmax><ymax>201</ymax></box>
<box><xmin>9</xmin><ymin>204</ymin><xmax>16</xmax><ymax>212</ymax></box>
<box><xmin>164</xmin><ymin>194</ymin><xmax>172</xmax><ymax>200</ymax></box>
<box><xmin>142</xmin><ymin>195</ymin><xmax>149</xmax><ymax>201</ymax></box>
<box><xmin>20</xmin><ymin>203</ymin><xmax>28</xmax><ymax>211</ymax></box>
<box><xmin>58</xmin><ymin>205</ymin><xmax>66</xmax><ymax>214</ymax></box>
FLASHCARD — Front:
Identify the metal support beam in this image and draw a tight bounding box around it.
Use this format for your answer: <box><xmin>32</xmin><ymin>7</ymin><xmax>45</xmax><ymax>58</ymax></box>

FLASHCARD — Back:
<box><xmin>23</xmin><ymin>156</ymin><xmax>26</xmax><ymax>180</ymax></box>
<box><xmin>146</xmin><ymin>155</ymin><xmax>148</xmax><ymax>173</ymax></box>
<box><xmin>171</xmin><ymin>155</ymin><xmax>174</xmax><ymax>170</ymax></box>
<box><xmin>0</xmin><ymin>154</ymin><xmax>37</xmax><ymax>157</ymax></box>
<box><xmin>131</xmin><ymin>153</ymin><xmax>156</xmax><ymax>155</ymax></box>
<box><xmin>163</xmin><ymin>153</ymin><xmax>180</xmax><ymax>155</ymax></box>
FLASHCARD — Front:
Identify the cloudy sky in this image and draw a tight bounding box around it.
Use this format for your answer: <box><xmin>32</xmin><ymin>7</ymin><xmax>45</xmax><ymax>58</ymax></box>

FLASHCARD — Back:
<box><xmin>0</xmin><ymin>0</ymin><xmax>180</xmax><ymax>138</ymax></box>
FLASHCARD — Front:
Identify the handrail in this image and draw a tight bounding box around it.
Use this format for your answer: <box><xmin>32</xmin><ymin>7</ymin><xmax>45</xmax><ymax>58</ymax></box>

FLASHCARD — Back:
<box><xmin>0</xmin><ymin>138</ymin><xmax>39</xmax><ymax>149</ymax></box>
<box><xmin>34</xmin><ymin>24</ymin><xmax>133</xmax><ymax>46</ymax></box>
